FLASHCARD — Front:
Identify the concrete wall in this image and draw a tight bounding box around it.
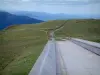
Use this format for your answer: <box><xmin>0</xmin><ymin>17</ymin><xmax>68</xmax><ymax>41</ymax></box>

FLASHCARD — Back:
<box><xmin>71</xmin><ymin>38</ymin><xmax>100</xmax><ymax>56</ymax></box>
<box><xmin>29</xmin><ymin>40</ymin><xmax>57</xmax><ymax>75</ymax></box>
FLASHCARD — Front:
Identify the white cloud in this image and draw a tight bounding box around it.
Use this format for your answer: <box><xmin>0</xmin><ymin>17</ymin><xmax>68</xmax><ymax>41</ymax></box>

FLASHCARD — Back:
<box><xmin>0</xmin><ymin>0</ymin><xmax>100</xmax><ymax>15</ymax></box>
<box><xmin>21</xmin><ymin>0</ymin><xmax>30</xmax><ymax>1</ymax></box>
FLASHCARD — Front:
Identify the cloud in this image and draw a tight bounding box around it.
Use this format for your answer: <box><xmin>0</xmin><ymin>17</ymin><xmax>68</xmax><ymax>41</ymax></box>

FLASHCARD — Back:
<box><xmin>21</xmin><ymin>0</ymin><xmax>30</xmax><ymax>2</ymax></box>
<box><xmin>0</xmin><ymin>0</ymin><xmax>100</xmax><ymax>15</ymax></box>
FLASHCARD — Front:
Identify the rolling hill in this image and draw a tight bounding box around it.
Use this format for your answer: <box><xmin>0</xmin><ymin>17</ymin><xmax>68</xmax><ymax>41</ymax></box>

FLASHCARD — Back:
<box><xmin>10</xmin><ymin>11</ymin><xmax>100</xmax><ymax>21</ymax></box>
<box><xmin>0</xmin><ymin>19</ymin><xmax>100</xmax><ymax>75</ymax></box>
<box><xmin>0</xmin><ymin>11</ymin><xmax>43</xmax><ymax>30</ymax></box>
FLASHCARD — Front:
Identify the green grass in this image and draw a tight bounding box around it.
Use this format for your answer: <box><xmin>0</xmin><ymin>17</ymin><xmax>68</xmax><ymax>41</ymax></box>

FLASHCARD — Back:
<box><xmin>55</xmin><ymin>19</ymin><xmax>100</xmax><ymax>42</ymax></box>
<box><xmin>0</xmin><ymin>25</ymin><xmax>47</xmax><ymax>75</ymax></box>
<box><xmin>0</xmin><ymin>19</ymin><xmax>100</xmax><ymax>75</ymax></box>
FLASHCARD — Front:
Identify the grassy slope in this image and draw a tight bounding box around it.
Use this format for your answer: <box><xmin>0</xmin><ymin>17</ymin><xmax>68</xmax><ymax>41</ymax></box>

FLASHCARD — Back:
<box><xmin>55</xmin><ymin>19</ymin><xmax>100</xmax><ymax>42</ymax></box>
<box><xmin>0</xmin><ymin>21</ymin><xmax>59</xmax><ymax>75</ymax></box>
<box><xmin>0</xmin><ymin>19</ymin><xmax>100</xmax><ymax>75</ymax></box>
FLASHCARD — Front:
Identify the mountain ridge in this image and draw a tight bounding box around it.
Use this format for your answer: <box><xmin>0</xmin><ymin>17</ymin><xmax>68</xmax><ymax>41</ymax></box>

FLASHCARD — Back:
<box><xmin>0</xmin><ymin>11</ymin><xmax>43</xmax><ymax>30</ymax></box>
<box><xmin>9</xmin><ymin>11</ymin><xmax>100</xmax><ymax>21</ymax></box>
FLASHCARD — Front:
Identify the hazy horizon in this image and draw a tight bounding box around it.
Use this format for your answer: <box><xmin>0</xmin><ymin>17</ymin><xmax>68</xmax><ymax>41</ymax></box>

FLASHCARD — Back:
<box><xmin>0</xmin><ymin>0</ymin><xmax>100</xmax><ymax>16</ymax></box>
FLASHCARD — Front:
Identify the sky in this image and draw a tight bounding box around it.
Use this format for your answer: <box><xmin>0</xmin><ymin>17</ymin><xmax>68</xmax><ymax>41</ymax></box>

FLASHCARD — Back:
<box><xmin>0</xmin><ymin>0</ymin><xmax>100</xmax><ymax>15</ymax></box>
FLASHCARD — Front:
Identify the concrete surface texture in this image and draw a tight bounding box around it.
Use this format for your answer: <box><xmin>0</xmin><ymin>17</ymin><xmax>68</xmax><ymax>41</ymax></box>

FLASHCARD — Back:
<box><xmin>57</xmin><ymin>40</ymin><xmax>100</xmax><ymax>75</ymax></box>
<box><xmin>73</xmin><ymin>38</ymin><xmax>100</xmax><ymax>48</ymax></box>
<box><xmin>29</xmin><ymin>38</ymin><xmax>100</xmax><ymax>75</ymax></box>
<box><xmin>29</xmin><ymin>41</ymin><xmax>56</xmax><ymax>75</ymax></box>
<box><xmin>71</xmin><ymin>38</ymin><xmax>100</xmax><ymax>55</ymax></box>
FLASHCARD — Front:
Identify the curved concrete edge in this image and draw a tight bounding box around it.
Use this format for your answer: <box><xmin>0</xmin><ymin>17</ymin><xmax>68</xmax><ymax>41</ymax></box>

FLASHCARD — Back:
<box><xmin>71</xmin><ymin>38</ymin><xmax>100</xmax><ymax>56</ymax></box>
<box><xmin>28</xmin><ymin>40</ymin><xmax>57</xmax><ymax>75</ymax></box>
<box><xmin>73</xmin><ymin>38</ymin><xmax>100</xmax><ymax>48</ymax></box>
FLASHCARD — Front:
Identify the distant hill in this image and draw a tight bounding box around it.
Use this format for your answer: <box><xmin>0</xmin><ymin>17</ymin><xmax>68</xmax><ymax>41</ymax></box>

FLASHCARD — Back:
<box><xmin>10</xmin><ymin>11</ymin><xmax>100</xmax><ymax>21</ymax></box>
<box><xmin>9</xmin><ymin>11</ymin><xmax>84</xmax><ymax>21</ymax></box>
<box><xmin>0</xmin><ymin>11</ymin><xmax>43</xmax><ymax>29</ymax></box>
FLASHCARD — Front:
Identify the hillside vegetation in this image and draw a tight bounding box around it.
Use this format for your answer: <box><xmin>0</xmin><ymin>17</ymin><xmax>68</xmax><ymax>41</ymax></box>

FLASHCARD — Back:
<box><xmin>0</xmin><ymin>11</ymin><xmax>43</xmax><ymax>29</ymax></box>
<box><xmin>0</xmin><ymin>19</ymin><xmax>100</xmax><ymax>75</ymax></box>
<box><xmin>55</xmin><ymin>19</ymin><xmax>100</xmax><ymax>42</ymax></box>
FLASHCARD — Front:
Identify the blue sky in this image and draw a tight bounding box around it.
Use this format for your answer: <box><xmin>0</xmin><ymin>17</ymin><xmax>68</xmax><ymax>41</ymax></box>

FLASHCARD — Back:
<box><xmin>0</xmin><ymin>0</ymin><xmax>100</xmax><ymax>15</ymax></box>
